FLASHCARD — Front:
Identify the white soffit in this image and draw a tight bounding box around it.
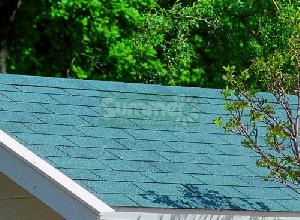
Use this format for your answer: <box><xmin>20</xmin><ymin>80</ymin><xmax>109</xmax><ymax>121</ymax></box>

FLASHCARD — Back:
<box><xmin>0</xmin><ymin>130</ymin><xmax>114</xmax><ymax>220</ymax></box>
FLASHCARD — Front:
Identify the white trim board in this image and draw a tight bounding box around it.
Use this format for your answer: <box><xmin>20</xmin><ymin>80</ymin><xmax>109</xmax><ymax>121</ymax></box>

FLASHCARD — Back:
<box><xmin>113</xmin><ymin>207</ymin><xmax>300</xmax><ymax>217</ymax></box>
<box><xmin>0</xmin><ymin>130</ymin><xmax>114</xmax><ymax>220</ymax></box>
<box><xmin>101</xmin><ymin>213</ymin><xmax>300</xmax><ymax>220</ymax></box>
<box><xmin>102</xmin><ymin>208</ymin><xmax>300</xmax><ymax>220</ymax></box>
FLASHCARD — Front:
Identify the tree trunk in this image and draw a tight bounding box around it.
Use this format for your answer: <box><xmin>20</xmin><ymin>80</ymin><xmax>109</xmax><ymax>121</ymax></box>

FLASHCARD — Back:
<box><xmin>0</xmin><ymin>39</ymin><xmax>8</xmax><ymax>73</ymax></box>
<box><xmin>0</xmin><ymin>0</ymin><xmax>22</xmax><ymax>73</ymax></box>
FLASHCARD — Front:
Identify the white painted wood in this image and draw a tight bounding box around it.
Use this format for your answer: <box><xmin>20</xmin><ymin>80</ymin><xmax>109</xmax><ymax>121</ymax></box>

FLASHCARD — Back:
<box><xmin>113</xmin><ymin>207</ymin><xmax>300</xmax><ymax>217</ymax></box>
<box><xmin>101</xmin><ymin>212</ymin><xmax>300</xmax><ymax>220</ymax></box>
<box><xmin>0</xmin><ymin>130</ymin><xmax>114</xmax><ymax>220</ymax></box>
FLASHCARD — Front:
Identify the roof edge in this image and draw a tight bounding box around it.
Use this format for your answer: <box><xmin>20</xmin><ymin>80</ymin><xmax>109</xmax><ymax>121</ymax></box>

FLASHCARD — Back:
<box><xmin>0</xmin><ymin>129</ymin><xmax>114</xmax><ymax>218</ymax></box>
<box><xmin>112</xmin><ymin>207</ymin><xmax>300</xmax><ymax>217</ymax></box>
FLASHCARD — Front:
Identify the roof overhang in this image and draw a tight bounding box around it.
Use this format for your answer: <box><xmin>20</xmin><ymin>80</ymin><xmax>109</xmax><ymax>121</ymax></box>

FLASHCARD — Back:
<box><xmin>101</xmin><ymin>207</ymin><xmax>300</xmax><ymax>220</ymax></box>
<box><xmin>0</xmin><ymin>129</ymin><xmax>115</xmax><ymax>220</ymax></box>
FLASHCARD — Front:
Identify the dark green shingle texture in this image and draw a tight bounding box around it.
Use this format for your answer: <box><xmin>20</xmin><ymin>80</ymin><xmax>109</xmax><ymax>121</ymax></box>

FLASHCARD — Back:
<box><xmin>0</xmin><ymin>73</ymin><xmax>299</xmax><ymax>211</ymax></box>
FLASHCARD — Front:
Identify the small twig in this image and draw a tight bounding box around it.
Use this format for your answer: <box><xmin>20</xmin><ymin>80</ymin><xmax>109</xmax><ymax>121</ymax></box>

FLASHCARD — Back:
<box><xmin>271</xmin><ymin>0</ymin><xmax>280</xmax><ymax>12</ymax></box>
<box><xmin>66</xmin><ymin>57</ymin><xmax>75</xmax><ymax>78</ymax></box>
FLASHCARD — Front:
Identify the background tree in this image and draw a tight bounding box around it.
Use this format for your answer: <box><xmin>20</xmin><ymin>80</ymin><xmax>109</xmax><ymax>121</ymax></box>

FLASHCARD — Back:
<box><xmin>0</xmin><ymin>0</ymin><xmax>299</xmax><ymax>88</ymax></box>
<box><xmin>214</xmin><ymin>10</ymin><xmax>300</xmax><ymax>191</ymax></box>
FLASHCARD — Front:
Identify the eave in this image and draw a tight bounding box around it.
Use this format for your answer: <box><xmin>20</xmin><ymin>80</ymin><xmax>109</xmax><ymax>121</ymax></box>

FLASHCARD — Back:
<box><xmin>0</xmin><ymin>130</ymin><xmax>114</xmax><ymax>220</ymax></box>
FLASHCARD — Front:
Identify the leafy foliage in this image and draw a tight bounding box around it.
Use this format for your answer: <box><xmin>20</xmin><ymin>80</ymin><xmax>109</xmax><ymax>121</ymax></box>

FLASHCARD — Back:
<box><xmin>214</xmin><ymin>11</ymin><xmax>300</xmax><ymax>191</ymax></box>
<box><xmin>0</xmin><ymin>0</ymin><xmax>298</xmax><ymax>87</ymax></box>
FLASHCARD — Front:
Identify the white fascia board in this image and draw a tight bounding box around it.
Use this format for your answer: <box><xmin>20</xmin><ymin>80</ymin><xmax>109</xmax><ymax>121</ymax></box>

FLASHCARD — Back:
<box><xmin>0</xmin><ymin>130</ymin><xmax>114</xmax><ymax>220</ymax></box>
<box><xmin>101</xmin><ymin>208</ymin><xmax>300</xmax><ymax>220</ymax></box>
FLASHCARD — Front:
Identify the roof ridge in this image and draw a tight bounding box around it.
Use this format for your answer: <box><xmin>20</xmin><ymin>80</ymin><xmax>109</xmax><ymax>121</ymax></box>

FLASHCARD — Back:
<box><xmin>0</xmin><ymin>73</ymin><xmax>222</xmax><ymax>97</ymax></box>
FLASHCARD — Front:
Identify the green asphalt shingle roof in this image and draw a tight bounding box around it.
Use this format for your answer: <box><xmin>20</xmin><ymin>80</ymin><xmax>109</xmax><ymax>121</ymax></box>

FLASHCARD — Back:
<box><xmin>0</xmin><ymin>73</ymin><xmax>299</xmax><ymax>211</ymax></box>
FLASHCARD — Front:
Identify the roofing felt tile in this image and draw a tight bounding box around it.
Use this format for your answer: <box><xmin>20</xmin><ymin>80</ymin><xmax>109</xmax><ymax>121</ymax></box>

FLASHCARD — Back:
<box><xmin>0</xmin><ymin>84</ymin><xmax>18</xmax><ymax>92</ymax></box>
<box><xmin>96</xmin><ymin>98</ymin><xmax>113</xmax><ymax>107</ymax></box>
<box><xmin>64</xmin><ymin>88</ymin><xmax>114</xmax><ymax>97</ymax></box>
<box><xmin>145</xmin><ymin>100</ymin><xmax>196</xmax><ymax>112</ymax></box>
<box><xmin>25</xmin><ymin>144</ymin><xmax>66</xmax><ymax>157</ymax></box>
<box><xmin>125</xmin><ymin>129</ymin><xmax>181</xmax><ymax>141</ymax></box>
<box><xmin>173</xmin><ymin>132</ymin><xmax>220</xmax><ymax>144</ymax></box>
<box><xmin>180</xmin><ymin>195</ymin><xmax>239</xmax><ymax>210</ymax></box>
<box><xmin>14</xmin><ymin>85</ymin><xmax>68</xmax><ymax>95</ymax></box>
<box><xmin>218</xmin><ymin>133</ymin><xmax>244</xmax><ymax>145</ymax></box>
<box><xmin>129</xmin><ymin>119</ymin><xmax>186</xmax><ymax>132</ymax></box>
<box><xmin>205</xmin><ymin>98</ymin><xmax>226</xmax><ymax>105</ymax></box>
<box><xmin>112</xmin><ymin>92</ymin><xmax>162</xmax><ymax>101</ymax></box>
<box><xmin>42</xmin><ymin>104</ymin><xmax>98</xmax><ymax>116</ymax></box>
<box><xmin>126</xmin><ymin>194</ymin><xmax>190</xmax><ymax>208</ymax></box>
<box><xmin>143</xmin><ymin>172</ymin><xmax>201</xmax><ymax>184</ymax></box>
<box><xmin>131</xmin><ymin>83</ymin><xmax>173</xmax><ymax>95</ymax></box>
<box><xmin>134</xmin><ymin>182</ymin><xmax>187</xmax><ymax>196</ymax></box>
<box><xmin>153</xmin><ymin>86</ymin><xmax>203</xmax><ymax>97</ymax></box>
<box><xmin>181</xmin><ymin>122</ymin><xmax>225</xmax><ymax>133</ymax></box>
<box><xmin>214</xmin><ymin>144</ymin><xmax>257</xmax><ymax>156</ymax></box>
<box><xmin>0</xmin><ymin>92</ymin><xmax>12</xmax><ymax>101</ymax></box>
<box><xmin>0</xmin><ymin>100</ymin><xmax>50</xmax><ymax>113</ymax></box>
<box><xmin>51</xmin><ymin>94</ymin><xmax>100</xmax><ymax>106</ymax></box>
<box><xmin>49</xmin><ymin>157</ymin><xmax>107</xmax><ymax>169</ymax></box>
<box><xmin>184</xmin><ymin>184</ymin><xmax>245</xmax><ymax>198</ymax></box>
<box><xmin>92</xmin><ymin>81</ymin><xmax>137</xmax><ymax>93</ymax></box>
<box><xmin>160</xmin><ymin>95</ymin><xmax>206</xmax><ymax>104</ymax></box>
<box><xmin>230</xmin><ymin>198</ymin><xmax>287</xmax><ymax>211</ymax></box>
<box><xmin>158</xmin><ymin>151</ymin><xmax>214</xmax><ymax>164</ymax></box>
<box><xmin>97</xmin><ymin>194</ymin><xmax>138</xmax><ymax>207</ymax></box>
<box><xmin>59</xmin><ymin>146</ymin><xmax>117</xmax><ymax>160</ymax></box>
<box><xmin>192</xmin><ymin>174</ymin><xmax>250</xmax><ymax>187</ymax></box>
<box><xmin>91</xmin><ymin>170</ymin><xmax>152</xmax><ymax>182</ymax></box>
<box><xmin>190</xmin><ymin>103</ymin><xmax>227</xmax><ymax>114</ymax></box>
<box><xmin>83</xmin><ymin>180</ymin><xmax>144</xmax><ymax>194</ymax></box>
<box><xmin>106</xmin><ymin>98</ymin><xmax>153</xmax><ymax>110</ymax></box>
<box><xmin>59</xmin><ymin>168</ymin><xmax>100</xmax><ymax>180</ymax></box>
<box><xmin>27</xmin><ymin>123</ymin><xmax>82</xmax><ymax>136</ymax></box>
<box><xmin>150</xmin><ymin>162</ymin><xmax>210</xmax><ymax>174</ymax></box>
<box><xmin>276</xmin><ymin>199</ymin><xmax>300</xmax><ymax>212</ymax></box>
<box><xmin>97</xmin><ymin>107</ymin><xmax>146</xmax><ymax>119</ymax></box>
<box><xmin>116</xmin><ymin>139</ymin><xmax>173</xmax><ymax>152</ymax></box>
<box><xmin>0</xmin><ymin>111</ymin><xmax>41</xmax><ymax>123</ymax></box>
<box><xmin>66</xmin><ymin>136</ymin><xmax>125</xmax><ymax>149</ymax></box>
<box><xmin>186</xmin><ymin>113</ymin><xmax>215</xmax><ymax>123</ymax></box>
<box><xmin>82</xmin><ymin>116</ymin><xmax>139</xmax><ymax>128</ymax></box>
<box><xmin>102</xmin><ymin>159</ymin><xmax>159</xmax><ymax>172</ymax></box>
<box><xmin>33</xmin><ymin>113</ymin><xmax>91</xmax><ymax>126</ymax></box>
<box><xmin>107</xmin><ymin>149</ymin><xmax>168</xmax><ymax>162</ymax></box>
<box><xmin>198</xmin><ymin>164</ymin><xmax>256</xmax><ymax>176</ymax></box>
<box><xmin>140</xmin><ymin>110</ymin><xmax>193</xmax><ymax>122</ymax></box>
<box><xmin>244</xmin><ymin>165</ymin><xmax>270</xmax><ymax>177</ymax></box>
<box><xmin>0</xmin><ymin>121</ymin><xmax>33</xmax><ymax>133</ymax></box>
<box><xmin>206</xmin><ymin>154</ymin><xmax>256</xmax><ymax>166</ymax></box>
<box><xmin>78</xmin><ymin>126</ymin><xmax>132</xmax><ymax>139</ymax></box>
<box><xmin>234</xmin><ymin>187</ymin><xmax>295</xmax><ymax>200</ymax></box>
<box><xmin>181</xmin><ymin>87</ymin><xmax>222</xmax><ymax>98</ymax></box>
<box><xmin>164</xmin><ymin>142</ymin><xmax>218</xmax><ymax>154</ymax></box>
<box><xmin>1</xmin><ymin>91</ymin><xmax>58</xmax><ymax>104</ymax></box>
<box><xmin>239</xmin><ymin>176</ymin><xmax>283</xmax><ymax>188</ymax></box>
<box><xmin>14</xmin><ymin>133</ymin><xmax>75</xmax><ymax>146</ymax></box>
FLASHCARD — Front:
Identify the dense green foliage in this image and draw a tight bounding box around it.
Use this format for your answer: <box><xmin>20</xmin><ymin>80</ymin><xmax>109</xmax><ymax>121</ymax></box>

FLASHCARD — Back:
<box><xmin>0</xmin><ymin>0</ymin><xmax>299</xmax><ymax>87</ymax></box>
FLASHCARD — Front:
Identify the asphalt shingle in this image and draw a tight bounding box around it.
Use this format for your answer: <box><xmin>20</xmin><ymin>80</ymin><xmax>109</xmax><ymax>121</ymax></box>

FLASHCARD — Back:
<box><xmin>0</xmin><ymin>73</ymin><xmax>298</xmax><ymax>212</ymax></box>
